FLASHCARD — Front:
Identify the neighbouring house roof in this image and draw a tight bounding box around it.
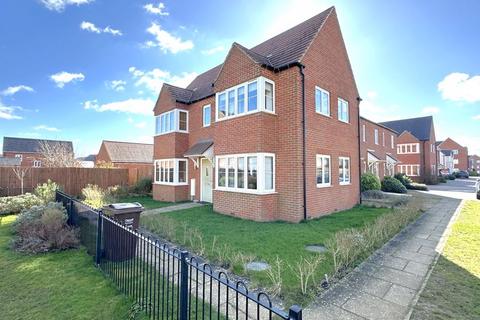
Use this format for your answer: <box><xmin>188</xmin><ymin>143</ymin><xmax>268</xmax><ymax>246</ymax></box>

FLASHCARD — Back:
<box><xmin>184</xmin><ymin>140</ymin><xmax>214</xmax><ymax>157</ymax></box>
<box><xmin>380</xmin><ymin>116</ymin><xmax>434</xmax><ymax>141</ymax></box>
<box><xmin>360</xmin><ymin>116</ymin><xmax>398</xmax><ymax>134</ymax></box>
<box><xmin>2</xmin><ymin>136</ymin><xmax>73</xmax><ymax>154</ymax></box>
<box><xmin>162</xmin><ymin>7</ymin><xmax>334</xmax><ymax>104</ymax></box>
<box><xmin>77</xmin><ymin>154</ymin><xmax>96</xmax><ymax>162</ymax></box>
<box><xmin>435</xmin><ymin>141</ymin><xmax>443</xmax><ymax>147</ymax></box>
<box><xmin>0</xmin><ymin>157</ymin><xmax>21</xmax><ymax>166</ymax></box>
<box><xmin>102</xmin><ymin>141</ymin><xmax>153</xmax><ymax>163</ymax></box>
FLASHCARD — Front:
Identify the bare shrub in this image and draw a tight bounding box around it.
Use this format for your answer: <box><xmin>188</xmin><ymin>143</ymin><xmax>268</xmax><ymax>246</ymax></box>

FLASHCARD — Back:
<box><xmin>38</xmin><ymin>140</ymin><xmax>80</xmax><ymax>167</ymax></box>
<box><xmin>231</xmin><ymin>252</ymin><xmax>255</xmax><ymax>273</ymax></box>
<box><xmin>266</xmin><ymin>256</ymin><xmax>284</xmax><ymax>297</ymax></box>
<box><xmin>290</xmin><ymin>255</ymin><xmax>323</xmax><ymax>295</ymax></box>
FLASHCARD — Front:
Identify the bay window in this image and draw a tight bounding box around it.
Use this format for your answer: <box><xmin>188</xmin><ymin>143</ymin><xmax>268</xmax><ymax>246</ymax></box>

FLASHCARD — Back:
<box><xmin>215</xmin><ymin>77</ymin><xmax>274</xmax><ymax>121</ymax></box>
<box><xmin>339</xmin><ymin>157</ymin><xmax>350</xmax><ymax>185</ymax></box>
<box><xmin>316</xmin><ymin>155</ymin><xmax>331</xmax><ymax>187</ymax></box>
<box><xmin>154</xmin><ymin>159</ymin><xmax>188</xmax><ymax>185</ymax></box>
<box><xmin>155</xmin><ymin>109</ymin><xmax>188</xmax><ymax>135</ymax></box>
<box><xmin>215</xmin><ymin>153</ymin><xmax>275</xmax><ymax>194</ymax></box>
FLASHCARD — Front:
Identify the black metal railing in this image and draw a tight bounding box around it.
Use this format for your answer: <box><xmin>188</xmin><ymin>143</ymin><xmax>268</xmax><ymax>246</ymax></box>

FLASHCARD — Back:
<box><xmin>56</xmin><ymin>190</ymin><xmax>302</xmax><ymax>320</ymax></box>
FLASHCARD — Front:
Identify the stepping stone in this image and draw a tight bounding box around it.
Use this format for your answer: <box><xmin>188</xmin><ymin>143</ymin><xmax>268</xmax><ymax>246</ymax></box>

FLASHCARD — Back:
<box><xmin>306</xmin><ymin>245</ymin><xmax>327</xmax><ymax>253</ymax></box>
<box><xmin>245</xmin><ymin>261</ymin><xmax>270</xmax><ymax>272</ymax></box>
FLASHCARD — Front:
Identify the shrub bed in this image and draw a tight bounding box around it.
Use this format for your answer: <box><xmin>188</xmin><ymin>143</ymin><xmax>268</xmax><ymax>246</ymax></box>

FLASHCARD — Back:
<box><xmin>82</xmin><ymin>184</ymin><xmax>117</xmax><ymax>209</ymax></box>
<box><xmin>0</xmin><ymin>193</ymin><xmax>44</xmax><ymax>215</ymax></box>
<box><xmin>381</xmin><ymin>176</ymin><xmax>407</xmax><ymax>193</ymax></box>
<box><xmin>447</xmin><ymin>174</ymin><xmax>456</xmax><ymax>180</ymax></box>
<box><xmin>394</xmin><ymin>173</ymin><xmax>413</xmax><ymax>187</ymax></box>
<box><xmin>361</xmin><ymin>173</ymin><xmax>381</xmax><ymax>192</ymax></box>
<box><xmin>438</xmin><ymin>176</ymin><xmax>447</xmax><ymax>183</ymax></box>
<box><xmin>407</xmin><ymin>183</ymin><xmax>429</xmax><ymax>191</ymax></box>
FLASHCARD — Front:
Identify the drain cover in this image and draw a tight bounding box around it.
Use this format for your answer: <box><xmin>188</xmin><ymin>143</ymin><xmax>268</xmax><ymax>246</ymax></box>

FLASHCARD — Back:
<box><xmin>245</xmin><ymin>261</ymin><xmax>270</xmax><ymax>272</ymax></box>
<box><xmin>305</xmin><ymin>245</ymin><xmax>327</xmax><ymax>253</ymax></box>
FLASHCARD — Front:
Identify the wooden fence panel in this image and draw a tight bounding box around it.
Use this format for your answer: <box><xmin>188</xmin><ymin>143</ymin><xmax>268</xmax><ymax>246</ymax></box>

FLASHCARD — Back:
<box><xmin>0</xmin><ymin>167</ymin><xmax>128</xmax><ymax>197</ymax></box>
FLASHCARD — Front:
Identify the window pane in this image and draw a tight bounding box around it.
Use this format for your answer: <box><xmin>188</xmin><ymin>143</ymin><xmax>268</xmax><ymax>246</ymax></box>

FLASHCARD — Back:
<box><xmin>322</xmin><ymin>91</ymin><xmax>329</xmax><ymax>114</ymax></box>
<box><xmin>237</xmin><ymin>87</ymin><xmax>245</xmax><ymax>114</ymax></box>
<box><xmin>178</xmin><ymin>160</ymin><xmax>186</xmax><ymax>183</ymax></box>
<box><xmin>265</xmin><ymin>156</ymin><xmax>273</xmax><ymax>190</ymax></box>
<box><xmin>228</xmin><ymin>157</ymin><xmax>235</xmax><ymax>188</ymax></box>
<box><xmin>161</xmin><ymin>114</ymin><xmax>166</xmax><ymax>133</ymax></box>
<box><xmin>218</xmin><ymin>158</ymin><xmax>226</xmax><ymax>187</ymax></box>
<box><xmin>160</xmin><ymin>162</ymin><xmax>165</xmax><ymax>182</ymax></box>
<box><xmin>248</xmin><ymin>82</ymin><xmax>257</xmax><ymax>111</ymax></box>
<box><xmin>169</xmin><ymin>160</ymin><xmax>174</xmax><ymax>182</ymax></box>
<box><xmin>218</xmin><ymin>93</ymin><xmax>226</xmax><ymax>119</ymax></box>
<box><xmin>179</xmin><ymin>111</ymin><xmax>187</xmax><ymax>131</ymax></box>
<box><xmin>316</xmin><ymin>157</ymin><xmax>323</xmax><ymax>184</ymax></box>
<box><xmin>156</xmin><ymin>117</ymin><xmax>161</xmax><ymax>134</ymax></box>
<box><xmin>169</xmin><ymin>112</ymin><xmax>175</xmax><ymax>131</ymax></box>
<box><xmin>155</xmin><ymin>162</ymin><xmax>160</xmax><ymax>182</ymax></box>
<box><xmin>203</xmin><ymin>106</ymin><xmax>211</xmax><ymax>126</ymax></box>
<box><xmin>339</xmin><ymin>158</ymin><xmax>344</xmax><ymax>183</ymax></box>
<box><xmin>228</xmin><ymin>90</ymin><xmax>235</xmax><ymax>116</ymax></box>
<box><xmin>247</xmin><ymin>156</ymin><xmax>257</xmax><ymax>189</ymax></box>
<box><xmin>237</xmin><ymin>157</ymin><xmax>245</xmax><ymax>188</ymax></box>
<box><xmin>324</xmin><ymin>157</ymin><xmax>330</xmax><ymax>184</ymax></box>
<box><xmin>345</xmin><ymin>159</ymin><xmax>350</xmax><ymax>182</ymax></box>
<box><xmin>265</xmin><ymin>81</ymin><xmax>273</xmax><ymax>111</ymax></box>
<box><xmin>315</xmin><ymin>89</ymin><xmax>321</xmax><ymax>113</ymax></box>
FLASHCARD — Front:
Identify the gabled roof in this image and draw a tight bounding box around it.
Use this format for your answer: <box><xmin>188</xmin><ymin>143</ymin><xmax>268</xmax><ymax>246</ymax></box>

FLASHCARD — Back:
<box><xmin>380</xmin><ymin>116</ymin><xmax>434</xmax><ymax>141</ymax></box>
<box><xmin>0</xmin><ymin>157</ymin><xmax>21</xmax><ymax>166</ymax></box>
<box><xmin>162</xmin><ymin>7</ymin><xmax>334</xmax><ymax>104</ymax></box>
<box><xmin>102</xmin><ymin>141</ymin><xmax>153</xmax><ymax>163</ymax></box>
<box><xmin>77</xmin><ymin>154</ymin><xmax>96</xmax><ymax>162</ymax></box>
<box><xmin>360</xmin><ymin>116</ymin><xmax>398</xmax><ymax>134</ymax></box>
<box><xmin>3</xmin><ymin>137</ymin><xmax>73</xmax><ymax>154</ymax></box>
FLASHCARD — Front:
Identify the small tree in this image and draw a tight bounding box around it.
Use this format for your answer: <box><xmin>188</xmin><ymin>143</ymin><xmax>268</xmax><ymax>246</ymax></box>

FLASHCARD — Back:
<box><xmin>38</xmin><ymin>141</ymin><xmax>80</xmax><ymax>167</ymax></box>
<box><xmin>12</xmin><ymin>166</ymin><xmax>30</xmax><ymax>194</ymax></box>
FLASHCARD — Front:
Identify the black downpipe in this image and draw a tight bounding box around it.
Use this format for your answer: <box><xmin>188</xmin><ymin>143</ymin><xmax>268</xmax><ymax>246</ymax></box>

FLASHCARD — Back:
<box><xmin>299</xmin><ymin>65</ymin><xmax>307</xmax><ymax>220</ymax></box>
<box><xmin>356</xmin><ymin>97</ymin><xmax>363</xmax><ymax>204</ymax></box>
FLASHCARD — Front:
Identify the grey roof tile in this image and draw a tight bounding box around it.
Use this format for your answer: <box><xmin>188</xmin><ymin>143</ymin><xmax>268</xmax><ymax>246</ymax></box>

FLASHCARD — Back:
<box><xmin>184</xmin><ymin>139</ymin><xmax>213</xmax><ymax>156</ymax></box>
<box><xmin>103</xmin><ymin>141</ymin><xmax>153</xmax><ymax>163</ymax></box>
<box><xmin>3</xmin><ymin>137</ymin><xmax>73</xmax><ymax>154</ymax></box>
<box><xmin>380</xmin><ymin>116</ymin><xmax>434</xmax><ymax>141</ymax></box>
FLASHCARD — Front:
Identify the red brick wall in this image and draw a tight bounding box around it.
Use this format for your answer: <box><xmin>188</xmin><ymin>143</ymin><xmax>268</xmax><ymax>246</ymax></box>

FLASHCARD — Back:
<box><xmin>360</xmin><ymin>118</ymin><xmax>397</xmax><ymax>179</ymax></box>
<box><xmin>438</xmin><ymin>138</ymin><xmax>468</xmax><ymax>171</ymax></box>
<box><xmin>95</xmin><ymin>143</ymin><xmax>110</xmax><ymax>164</ymax></box>
<box><xmin>395</xmin><ymin>131</ymin><xmax>423</xmax><ymax>182</ymax></box>
<box><xmin>152</xmin><ymin>184</ymin><xmax>189</xmax><ymax>202</ymax></box>
<box><xmin>3</xmin><ymin>152</ymin><xmax>44</xmax><ymax>167</ymax></box>
<box><xmin>469</xmin><ymin>155</ymin><xmax>480</xmax><ymax>171</ymax></box>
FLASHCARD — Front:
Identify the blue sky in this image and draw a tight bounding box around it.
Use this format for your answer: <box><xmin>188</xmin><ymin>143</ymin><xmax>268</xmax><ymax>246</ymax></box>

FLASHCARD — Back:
<box><xmin>0</xmin><ymin>0</ymin><xmax>479</xmax><ymax>156</ymax></box>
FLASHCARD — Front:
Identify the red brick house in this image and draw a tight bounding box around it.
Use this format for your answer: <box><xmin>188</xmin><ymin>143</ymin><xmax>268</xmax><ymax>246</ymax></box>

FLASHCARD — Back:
<box><xmin>380</xmin><ymin>116</ymin><xmax>438</xmax><ymax>183</ymax></box>
<box><xmin>153</xmin><ymin>7</ymin><xmax>361</xmax><ymax>222</ymax></box>
<box><xmin>2</xmin><ymin>136</ymin><xmax>73</xmax><ymax>167</ymax></box>
<box><xmin>468</xmin><ymin>154</ymin><xmax>480</xmax><ymax>172</ymax></box>
<box><xmin>96</xmin><ymin>140</ymin><xmax>153</xmax><ymax>184</ymax></box>
<box><xmin>360</xmin><ymin>117</ymin><xmax>398</xmax><ymax>179</ymax></box>
<box><xmin>436</xmin><ymin>138</ymin><xmax>468</xmax><ymax>173</ymax></box>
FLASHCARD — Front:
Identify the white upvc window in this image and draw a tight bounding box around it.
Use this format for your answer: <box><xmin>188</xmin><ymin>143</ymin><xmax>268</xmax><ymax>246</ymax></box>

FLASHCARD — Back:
<box><xmin>215</xmin><ymin>153</ymin><xmax>275</xmax><ymax>194</ymax></box>
<box><xmin>315</xmin><ymin>86</ymin><xmax>330</xmax><ymax>116</ymax></box>
<box><xmin>452</xmin><ymin>149</ymin><xmax>458</xmax><ymax>155</ymax></box>
<box><xmin>154</xmin><ymin>159</ymin><xmax>188</xmax><ymax>185</ymax></box>
<box><xmin>391</xmin><ymin>135</ymin><xmax>395</xmax><ymax>149</ymax></box>
<box><xmin>155</xmin><ymin>109</ymin><xmax>188</xmax><ymax>135</ymax></box>
<box><xmin>397</xmin><ymin>143</ymin><xmax>420</xmax><ymax>154</ymax></box>
<box><xmin>316</xmin><ymin>154</ymin><xmax>331</xmax><ymax>187</ymax></box>
<box><xmin>337</xmin><ymin>98</ymin><xmax>349</xmax><ymax>123</ymax></box>
<box><xmin>339</xmin><ymin>157</ymin><xmax>350</xmax><ymax>185</ymax></box>
<box><xmin>382</xmin><ymin>132</ymin><xmax>385</xmax><ymax>146</ymax></box>
<box><xmin>33</xmin><ymin>160</ymin><xmax>42</xmax><ymax>168</ymax></box>
<box><xmin>362</xmin><ymin>125</ymin><xmax>366</xmax><ymax>142</ymax></box>
<box><xmin>15</xmin><ymin>154</ymin><xmax>22</xmax><ymax>161</ymax></box>
<box><xmin>203</xmin><ymin>104</ymin><xmax>211</xmax><ymax>127</ymax></box>
<box><xmin>374</xmin><ymin>129</ymin><xmax>379</xmax><ymax>145</ymax></box>
<box><xmin>399</xmin><ymin>164</ymin><xmax>420</xmax><ymax>176</ymax></box>
<box><xmin>215</xmin><ymin>77</ymin><xmax>275</xmax><ymax>121</ymax></box>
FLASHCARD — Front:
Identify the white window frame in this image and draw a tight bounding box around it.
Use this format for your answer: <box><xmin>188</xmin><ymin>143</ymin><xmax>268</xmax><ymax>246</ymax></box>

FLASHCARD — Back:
<box><xmin>155</xmin><ymin>109</ymin><xmax>189</xmax><ymax>136</ymax></box>
<box><xmin>374</xmin><ymin>129</ymin><xmax>379</xmax><ymax>145</ymax></box>
<box><xmin>215</xmin><ymin>77</ymin><xmax>275</xmax><ymax>122</ymax></box>
<box><xmin>315</xmin><ymin>86</ymin><xmax>330</xmax><ymax>117</ymax></box>
<box><xmin>397</xmin><ymin>143</ymin><xmax>420</xmax><ymax>154</ymax></box>
<box><xmin>339</xmin><ymin>157</ymin><xmax>351</xmax><ymax>185</ymax></box>
<box><xmin>391</xmin><ymin>135</ymin><xmax>394</xmax><ymax>149</ymax></box>
<box><xmin>203</xmin><ymin>104</ymin><xmax>211</xmax><ymax>127</ymax></box>
<box><xmin>382</xmin><ymin>132</ymin><xmax>385</xmax><ymax>146</ymax></box>
<box><xmin>215</xmin><ymin>153</ymin><xmax>275</xmax><ymax>194</ymax></box>
<box><xmin>154</xmin><ymin>159</ymin><xmax>188</xmax><ymax>185</ymax></box>
<box><xmin>316</xmin><ymin>154</ymin><xmax>331</xmax><ymax>188</ymax></box>
<box><xmin>399</xmin><ymin>164</ymin><xmax>420</xmax><ymax>176</ymax></box>
<box><xmin>15</xmin><ymin>154</ymin><xmax>22</xmax><ymax>161</ymax></box>
<box><xmin>33</xmin><ymin>160</ymin><xmax>42</xmax><ymax>168</ymax></box>
<box><xmin>362</xmin><ymin>125</ymin><xmax>366</xmax><ymax>142</ymax></box>
<box><xmin>337</xmin><ymin>98</ymin><xmax>349</xmax><ymax>123</ymax></box>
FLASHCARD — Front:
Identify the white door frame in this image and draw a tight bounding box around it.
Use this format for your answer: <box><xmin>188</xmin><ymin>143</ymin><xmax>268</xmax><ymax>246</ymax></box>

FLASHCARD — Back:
<box><xmin>200</xmin><ymin>158</ymin><xmax>213</xmax><ymax>203</ymax></box>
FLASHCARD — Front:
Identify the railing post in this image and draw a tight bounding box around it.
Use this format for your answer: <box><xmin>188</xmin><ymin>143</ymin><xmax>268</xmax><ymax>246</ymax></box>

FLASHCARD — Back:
<box><xmin>179</xmin><ymin>251</ymin><xmax>189</xmax><ymax>320</ymax></box>
<box><xmin>289</xmin><ymin>305</ymin><xmax>302</xmax><ymax>320</ymax></box>
<box><xmin>95</xmin><ymin>210</ymin><xmax>103</xmax><ymax>266</ymax></box>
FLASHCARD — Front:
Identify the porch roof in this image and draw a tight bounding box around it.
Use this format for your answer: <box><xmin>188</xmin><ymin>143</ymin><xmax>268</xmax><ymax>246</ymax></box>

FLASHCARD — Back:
<box><xmin>184</xmin><ymin>140</ymin><xmax>213</xmax><ymax>157</ymax></box>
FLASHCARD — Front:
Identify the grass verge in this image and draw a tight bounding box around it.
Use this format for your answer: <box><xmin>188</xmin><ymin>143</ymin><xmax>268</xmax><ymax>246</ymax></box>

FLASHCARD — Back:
<box><xmin>0</xmin><ymin>215</ymin><xmax>147</xmax><ymax>320</ymax></box>
<box><xmin>411</xmin><ymin>200</ymin><xmax>480</xmax><ymax>319</ymax></box>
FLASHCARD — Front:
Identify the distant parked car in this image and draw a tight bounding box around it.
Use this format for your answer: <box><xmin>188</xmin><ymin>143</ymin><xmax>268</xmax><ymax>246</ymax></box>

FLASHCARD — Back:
<box><xmin>455</xmin><ymin>170</ymin><xmax>470</xmax><ymax>179</ymax></box>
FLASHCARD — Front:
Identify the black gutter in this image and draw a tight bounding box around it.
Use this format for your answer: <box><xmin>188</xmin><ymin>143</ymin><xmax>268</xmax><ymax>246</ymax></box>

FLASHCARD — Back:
<box><xmin>299</xmin><ymin>64</ymin><xmax>307</xmax><ymax>221</ymax></box>
<box><xmin>357</xmin><ymin>96</ymin><xmax>363</xmax><ymax>204</ymax></box>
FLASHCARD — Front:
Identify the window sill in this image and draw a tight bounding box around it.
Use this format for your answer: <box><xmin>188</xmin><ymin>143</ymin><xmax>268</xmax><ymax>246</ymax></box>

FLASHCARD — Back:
<box><xmin>316</xmin><ymin>184</ymin><xmax>331</xmax><ymax>188</ymax></box>
<box><xmin>315</xmin><ymin>111</ymin><xmax>331</xmax><ymax>118</ymax></box>
<box><xmin>153</xmin><ymin>182</ymin><xmax>188</xmax><ymax>186</ymax></box>
<box><xmin>216</xmin><ymin>109</ymin><xmax>276</xmax><ymax>122</ymax></box>
<box><xmin>154</xmin><ymin>130</ymin><xmax>189</xmax><ymax>137</ymax></box>
<box><xmin>214</xmin><ymin>188</ymin><xmax>277</xmax><ymax>195</ymax></box>
<box><xmin>338</xmin><ymin>119</ymin><xmax>350</xmax><ymax>124</ymax></box>
<box><xmin>340</xmin><ymin>182</ymin><xmax>351</xmax><ymax>186</ymax></box>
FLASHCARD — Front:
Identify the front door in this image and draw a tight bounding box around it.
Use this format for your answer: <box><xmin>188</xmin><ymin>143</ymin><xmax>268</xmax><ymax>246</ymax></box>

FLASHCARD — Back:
<box><xmin>201</xmin><ymin>158</ymin><xmax>213</xmax><ymax>203</ymax></box>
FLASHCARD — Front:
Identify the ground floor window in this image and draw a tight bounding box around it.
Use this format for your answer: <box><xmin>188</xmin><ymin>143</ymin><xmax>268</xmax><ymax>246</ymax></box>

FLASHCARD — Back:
<box><xmin>216</xmin><ymin>153</ymin><xmax>275</xmax><ymax>194</ymax></box>
<box><xmin>338</xmin><ymin>157</ymin><xmax>350</xmax><ymax>185</ymax></box>
<box><xmin>399</xmin><ymin>164</ymin><xmax>420</xmax><ymax>176</ymax></box>
<box><xmin>316</xmin><ymin>155</ymin><xmax>331</xmax><ymax>187</ymax></box>
<box><xmin>33</xmin><ymin>160</ymin><xmax>42</xmax><ymax>168</ymax></box>
<box><xmin>154</xmin><ymin>159</ymin><xmax>188</xmax><ymax>185</ymax></box>
<box><xmin>386</xmin><ymin>156</ymin><xmax>396</xmax><ymax>176</ymax></box>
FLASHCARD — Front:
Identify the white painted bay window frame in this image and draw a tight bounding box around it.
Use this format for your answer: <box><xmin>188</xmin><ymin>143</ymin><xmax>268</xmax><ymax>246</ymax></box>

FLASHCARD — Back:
<box><xmin>155</xmin><ymin>109</ymin><xmax>189</xmax><ymax>136</ymax></box>
<box><xmin>154</xmin><ymin>159</ymin><xmax>188</xmax><ymax>185</ymax></box>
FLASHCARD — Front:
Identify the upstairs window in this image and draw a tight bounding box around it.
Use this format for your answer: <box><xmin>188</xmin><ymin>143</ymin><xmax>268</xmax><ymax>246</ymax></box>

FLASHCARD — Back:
<box><xmin>155</xmin><ymin>109</ymin><xmax>188</xmax><ymax>135</ymax></box>
<box><xmin>203</xmin><ymin>105</ymin><xmax>211</xmax><ymax>127</ymax></box>
<box><xmin>374</xmin><ymin>129</ymin><xmax>379</xmax><ymax>145</ymax></box>
<box><xmin>338</xmin><ymin>98</ymin><xmax>349</xmax><ymax>123</ymax></box>
<box><xmin>215</xmin><ymin>77</ymin><xmax>274</xmax><ymax>121</ymax></box>
<box><xmin>397</xmin><ymin>143</ymin><xmax>420</xmax><ymax>154</ymax></box>
<box><xmin>315</xmin><ymin>86</ymin><xmax>330</xmax><ymax>116</ymax></box>
<box><xmin>362</xmin><ymin>125</ymin><xmax>366</xmax><ymax>142</ymax></box>
<box><xmin>33</xmin><ymin>160</ymin><xmax>42</xmax><ymax>168</ymax></box>
<box><xmin>391</xmin><ymin>135</ymin><xmax>394</xmax><ymax>149</ymax></box>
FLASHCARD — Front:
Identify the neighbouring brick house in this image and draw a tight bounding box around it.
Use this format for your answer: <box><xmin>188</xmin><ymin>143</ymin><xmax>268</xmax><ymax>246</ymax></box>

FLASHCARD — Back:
<box><xmin>380</xmin><ymin>116</ymin><xmax>438</xmax><ymax>183</ymax></box>
<box><xmin>468</xmin><ymin>154</ymin><xmax>480</xmax><ymax>172</ymax></box>
<box><xmin>360</xmin><ymin>117</ymin><xmax>398</xmax><ymax>180</ymax></box>
<box><xmin>96</xmin><ymin>140</ymin><xmax>153</xmax><ymax>185</ymax></box>
<box><xmin>436</xmin><ymin>138</ymin><xmax>468</xmax><ymax>173</ymax></box>
<box><xmin>153</xmin><ymin>7</ymin><xmax>361</xmax><ymax>222</ymax></box>
<box><xmin>2</xmin><ymin>136</ymin><xmax>73</xmax><ymax>167</ymax></box>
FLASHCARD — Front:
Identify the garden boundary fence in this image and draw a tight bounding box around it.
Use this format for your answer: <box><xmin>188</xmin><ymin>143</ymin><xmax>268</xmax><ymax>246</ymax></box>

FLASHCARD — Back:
<box><xmin>55</xmin><ymin>190</ymin><xmax>302</xmax><ymax>320</ymax></box>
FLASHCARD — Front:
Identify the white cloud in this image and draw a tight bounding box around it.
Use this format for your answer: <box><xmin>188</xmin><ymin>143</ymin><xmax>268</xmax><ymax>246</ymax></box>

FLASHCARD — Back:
<box><xmin>421</xmin><ymin>106</ymin><xmax>440</xmax><ymax>115</ymax></box>
<box><xmin>146</xmin><ymin>23</ymin><xmax>193</xmax><ymax>54</ymax></box>
<box><xmin>144</xmin><ymin>2</ymin><xmax>169</xmax><ymax>15</ymax></box>
<box><xmin>359</xmin><ymin>91</ymin><xmax>402</xmax><ymax>122</ymax></box>
<box><xmin>81</xmin><ymin>21</ymin><xmax>122</xmax><ymax>36</ymax></box>
<box><xmin>0</xmin><ymin>99</ymin><xmax>22</xmax><ymax>120</ymax></box>
<box><xmin>34</xmin><ymin>125</ymin><xmax>60</xmax><ymax>132</ymax></box>
<box><xmin>40</xmin><ymin>0</ymin><xmax>93</xmax><ymax>12</ymax></box>
<box><xmin>108</xmin><ymin>80</ymin><xmax>126</xmax><ymax>91</ymax></box>
<box><xmin>473</xmin><ymin>115</ymin><xmax>480</xmax><ymax>120</ymax></box>
<box><xmin>84</xmin><ymin>98</ymin><xmax>154</xmax><ymax>115</ymax></box>
<box><xmin>2</xmin><ymin>85</ymin><xmax>34</xmax><ymax>96</ymax></box>
<box><xmin>201</xmin><ymin>45</ymin><xmax>226</xmax><ymax>56</ymax></box>
<box><xmin>129</xmin><ymin>66</ymin><xmax>197</xmax><ymax>93</ymax></box>
<box><xmin>134</xmin><ymin>121</ymin><xmax>147</xmax><ymax>129</ymax></box>
<box><xmin>50</xmin><ymin>71</ymin><xmax>85</xmax><ymax>88</ymax></box>
<box><xmin>438</xmin><ymin>72</ymin><xmax>480</xmax><ymax>103</ymax></box>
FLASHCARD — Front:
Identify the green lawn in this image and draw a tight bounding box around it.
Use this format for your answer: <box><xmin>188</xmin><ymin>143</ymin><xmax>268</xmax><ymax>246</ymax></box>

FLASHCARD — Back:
<box><xmin>412</xmin><ymin>200</ymin><xmax>480</xmax><ymax>320</ymax></box>
<box><xmin>140</xmin><ymin>205</ymin><xmax>391</xmax><ymax>305</ymax></box>
<box><xmin>0</xmin><ymin>215</ymin><xmax>146</xmax><ymax>320</ymax></box>
<box><xmin>119</xmin><ymin>195</ymin><xmax>176</xmax><ymax>210</ymax></box>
